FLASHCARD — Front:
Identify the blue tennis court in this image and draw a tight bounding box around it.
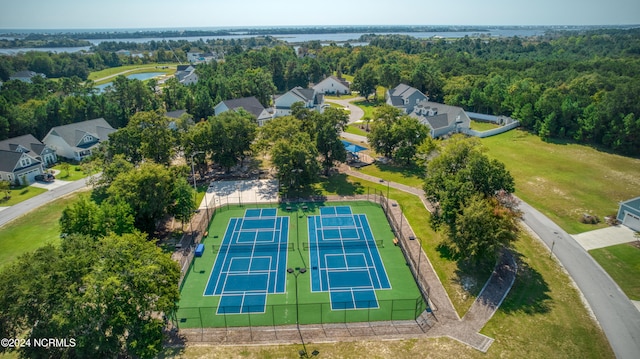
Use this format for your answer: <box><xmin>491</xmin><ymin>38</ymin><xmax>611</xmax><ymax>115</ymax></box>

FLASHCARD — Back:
<box><xmin>204</xmin><ymin>208</ymin><xmax>289</xmax><ymax>314</ymax></box>
<box><xmin>308</xmin><ymin>206</ymin><xmax>391</xmax><ymax>310</ymax></box>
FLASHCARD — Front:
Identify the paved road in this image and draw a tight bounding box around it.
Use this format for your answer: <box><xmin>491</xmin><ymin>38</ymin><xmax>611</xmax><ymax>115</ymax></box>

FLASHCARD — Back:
<box><xmin>520</xmin><ymin>200</ymin><xmax>640</xmax><ymax>359</ymax></box>
<box><xmin>0</xmin><ymin>176</ymin><xmax>96</xmax><ymax>228</ymax></box>
<box><xmin>343</xmin><ymin>126</ymin><xmax>640</xmax><ymax>356</ymax></box>
<box><xmin>325</xmin><ymin>97</ymin><xmax>365</xmax><ymax>124</ymax></box>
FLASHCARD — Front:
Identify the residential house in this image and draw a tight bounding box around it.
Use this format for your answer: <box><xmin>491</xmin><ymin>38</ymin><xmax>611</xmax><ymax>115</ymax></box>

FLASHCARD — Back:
<box><xmin>0</xmin><ymin>134</ymin><xmax>57</xmax><ymax>166</ymax></box>
<box><xmin>273</xmin><ymin>87</ymin><xmax>325</xmax><ymax>117</ymax></box>
<box><xmin>165</xmin><ymin>109</ymin><xmax>194</xmax><ymax>130</ymax></box>
<box><xmin>0</xmin><ymin>150</ymin><xmax>45</xmax><ymax>185</ymax></box>
<box><xmin>175</xmin><ymin>65</ymin><xmax>198</xmax><ymax>85</ymax></box>
<box><xmin>0</xmin><ymin>135</ymin><xmax>54</xmax><ymax>184</ymax></box>
<box><xmin>312</xmin><ymin>76</ymin><xmax>350</xmax><ymax>95</ymax></box>
<box><xmin>617</xmin><ymin>197</ymin><xmax>640</xmax><ymax>232</ymax></box>
<box><xmin>385</xmin><ymin>83</ymin><xmax>428</xmax><ymax>114</ymax></box>
<box><xmin>214</xmin><ymin>97</ymin><xmax>273</xmax><ymax>126</ymax></box>
<box><xmin>9</xmin><ymin>70</ymin><xmax>46</xmax><ymax>83</ymax></box>
<box><xmin>187</xmin><ymin>51</ymin><xmax>221</xmax><ymax>64</ymax></box>
<box><xmin>410</xmin><ymin>100</ymin><xmax>471</xmax><ymax>138</ymax></box>
<box><xmin>42</xmin><ymin>118</ymin><xmax>115</xmax><ymax>161</ymax></box>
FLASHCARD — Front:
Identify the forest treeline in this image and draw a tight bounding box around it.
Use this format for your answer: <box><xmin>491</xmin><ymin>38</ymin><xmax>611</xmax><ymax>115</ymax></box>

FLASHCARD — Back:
<box><xmin>0</xmin><ymin>28</ymin><xmax>638</xmax><ymax>155</ymax></box>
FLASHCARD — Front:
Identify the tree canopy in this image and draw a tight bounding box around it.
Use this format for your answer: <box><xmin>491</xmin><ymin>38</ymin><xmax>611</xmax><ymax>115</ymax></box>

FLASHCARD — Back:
<box><xmin>423</xmin><ymin>136</ymin><xmax>519</xmax><ymax>263</ymax></box>
<box><xmin>0</xmin><ymin>232</ymin><xmax>180</xmax><ymax>359</ymax></box>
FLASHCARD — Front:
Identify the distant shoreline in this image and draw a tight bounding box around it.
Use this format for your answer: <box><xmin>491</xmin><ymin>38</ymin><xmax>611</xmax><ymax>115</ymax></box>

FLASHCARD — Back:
<box><xmin>1</xmin><ymin>24</ymin><xmax>637</xmax><ymax>38</ymax></box>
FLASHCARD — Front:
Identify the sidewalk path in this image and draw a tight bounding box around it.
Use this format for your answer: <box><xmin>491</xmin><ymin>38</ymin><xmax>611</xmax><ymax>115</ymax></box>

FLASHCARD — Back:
<box><xmin>342</xmin><ymin>166</ymin><xmax>517</xmax><ymax>352</ymax></box>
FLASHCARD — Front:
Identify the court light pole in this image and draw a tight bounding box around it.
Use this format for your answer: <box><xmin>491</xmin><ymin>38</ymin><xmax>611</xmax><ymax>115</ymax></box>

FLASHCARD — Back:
<box><xmin>286</xmin><ymin>267</ymin><xmax>319</xmax><ymax>358</ymax></box>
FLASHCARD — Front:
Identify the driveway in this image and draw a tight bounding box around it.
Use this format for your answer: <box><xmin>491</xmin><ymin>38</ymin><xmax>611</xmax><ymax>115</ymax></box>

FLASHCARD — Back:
<box><xmin>572</xmin><ymin>225</ymin><xmax>638</xmax><ymax>251</ymax></box>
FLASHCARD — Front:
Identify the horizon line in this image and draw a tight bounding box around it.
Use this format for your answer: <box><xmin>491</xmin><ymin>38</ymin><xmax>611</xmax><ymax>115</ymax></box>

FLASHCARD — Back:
<box><xmin>1</xmin><ymin>24</ymin><xmax>639</xmax><ymax>32</ymax></box>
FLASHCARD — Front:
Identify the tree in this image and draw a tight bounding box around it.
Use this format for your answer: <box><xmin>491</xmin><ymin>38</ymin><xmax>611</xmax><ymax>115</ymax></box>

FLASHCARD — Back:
<box><xmin>390</xmin><ymin>115</ymin><xmax>429</xmax><ymax>165</ymax></box>
<box><xmin>452</xmin><ymin>195</ymin><xmax>519</xmax><ymax>263</ymax></box>
<box><xmin>129</xmin><ymin>110</ymin><xmax>176</xmax><ymax>165</ymax></box>
<box><xmin>367</xmin><ymin>105</ymin><xmax>403</xmax><ymax>158</ymax></box>
<box><xmin>170</xmin><ymin>177</ymin><xmax>196</xmax><ymax>229</ymax></box>
<box><xmin>315</xmin><ymin>107</ymin><xmax>348</xmax><ymax>175</ymax></box>
<box><xmin>0</xmin><ymin>232</ymin><xmax>179</xmax><ymax>359</ymax></box>
<box><xmin>60</xmin><ymin>196</ymin><xmax>135</xmax><ymax>237</ymax></box>
<box><xmin>0</xmin><ymin>180</ymin><xmax>10</xmax><ymax>201</ymax></box>
<box><xmin>423</xmin><ymin>135</ymin><xmax>518</xmax><ymax>262</ymax></box>
<box><xmin>270</xmin><ymin>131</ymin><xmax>320</xmax><ymax>192</ymax></box>
<box><xmin>209</xmin><ymin>111</ymin><xmax>257</xmax><ymax>172</ymax></box>
<box><xmin>107</xmin><ymin>162</ymin><xmax>176</xmax><ymax>234</ymax></box>
<box><xmin>352</xmin><ymin>64</ymin><xmax>378</xmax><ymax>100</ymax></box>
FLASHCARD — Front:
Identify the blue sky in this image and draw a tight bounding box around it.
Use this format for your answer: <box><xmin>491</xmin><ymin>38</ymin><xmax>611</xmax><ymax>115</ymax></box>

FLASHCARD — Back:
<box><xmin>0</xmin><ymin>0</ymin><xmax>638</xmax><ymax>29</ymax></box>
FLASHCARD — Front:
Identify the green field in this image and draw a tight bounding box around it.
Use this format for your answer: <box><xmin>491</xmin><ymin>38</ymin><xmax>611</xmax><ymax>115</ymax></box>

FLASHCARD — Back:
<box><xmin>88</xmin><ymin>64</ymin><xmax>178</xmax><ymax>84</ymax></box>
<box><xmin>482</xmin><ymin>130</ymin><xmax>640</xmax><ymax>234</ymax></box>
<box><xmin>176</xmin><ymin>201</ymin><xmax>422</xmax><ymax>328</ymax></box>
<box><xmin>345</xmin><ymin>124</ymin><xmax>369</xmax><ymax>137</ymax></box>
<box><xmin>0</xmin><ymin>185</ymin><xmax>46</xmax><ymax>207</ymax></box>
<box><xmin>590</xmin><ymin>243</ymin><xmax>640</xmax><ymax>300</ymax></box>
<box><xmin>0</xmin><ymin>193</ymin><xmax>81</xmax><ymax>269</ymax></box>
<box><xmin>50</xmin><ymin>163</ymin><xmax>90</xmax><ymax>181</ymax></box>
<box><xmin>470</xmin><ymin>119</ymin><xmax>500</xmax><ymax>131</ymax></box>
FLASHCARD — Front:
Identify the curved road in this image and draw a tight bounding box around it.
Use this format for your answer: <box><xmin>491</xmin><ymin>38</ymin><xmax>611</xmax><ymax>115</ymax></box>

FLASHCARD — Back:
<box><xmin>344</xmin><ymin>128</ymin><xmax>640</xmax><ymax>357</ymax></box>
<box><xmin>520</xmin><ymin>200</ymin><xmax>640</xmax><ymax>359</ymax></box>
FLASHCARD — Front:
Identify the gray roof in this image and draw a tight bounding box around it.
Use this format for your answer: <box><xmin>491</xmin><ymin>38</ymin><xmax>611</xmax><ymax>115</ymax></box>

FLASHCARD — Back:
<box><xmin>291</xmin><ymin>87</ymin><xmax>316</xmax><ymax>102</ymax></box>
<box><xmin>10</xmin><ymin>70</ymin><xmax>36</xmax><ymax>79</ymax></box>
<box><xmin>0</xmin><ymin>134</ymin><xmax>47</xmax><ymax>155</ymax></box>
<box><xmin>166</xmin><ymin>109</ymin><xmax>189</xmax><ymax>119</ymax></box>
<box><xmin>389</xmin><ymin>83</ymin><xmax>425</xmax><ymax>100</ymax></box>
<box><xmin>0</xmin><ymin>149</ymin><xmax>41</xmax><ymax>173</ymax></box>
<box><xmin>411</xmin><ymin>100</ymin><xmax>465</xmax><ymax>130</ymax></box>
<box><xmin>46</xmin><ymin>118</ymin><xmax>115</xmax><ymax>148</ymax></box>
<box><xmin>219</xmin><ymin>96</ymin><xmax>266</xmax><ymax>119</ymax></box>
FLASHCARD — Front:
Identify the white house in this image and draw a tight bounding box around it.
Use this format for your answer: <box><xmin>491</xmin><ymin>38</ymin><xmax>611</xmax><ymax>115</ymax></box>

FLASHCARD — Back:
<box><xmin>312</xmin><ymin>76</ymin><xmax>350</xmax><ymax>95</ymax></box>
<box><xmin>410</xmin><ymin>100</ymin><xmax>471</xmax><ymax>138</ymax></box>
<box><xmin>273</xmin><ymin>87</ymin><xmax>325</xmax><ymax>117</ymax></box>
<box><xmin>214</xmin><ymin>97</ymin><xmax>273</xmax><ymax>126</ymax></box>
<box><xmin>42</xmin><ymin>118</ymin><xmax>115</xmax><ymax>161</ymax></box>
<box><xmin>175</xmin><ymin>65</ymin><xmax>198</xmax><ymax>85</ymax></box>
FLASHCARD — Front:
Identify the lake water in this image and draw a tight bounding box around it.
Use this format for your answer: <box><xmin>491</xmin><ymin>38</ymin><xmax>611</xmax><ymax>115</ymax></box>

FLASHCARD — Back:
<box><xmin>0</xmin><ymin>28</ymin><xmax>548</xmax><ymax>54</ymax></box>
<box><xmin>95</xmin><ymin>72</ymin><xmax>165</xmax><ymax>93</ymax></box>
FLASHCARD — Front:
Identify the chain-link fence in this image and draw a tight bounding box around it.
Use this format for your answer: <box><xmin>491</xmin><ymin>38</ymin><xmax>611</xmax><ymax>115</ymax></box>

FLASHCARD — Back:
<box><xmin>174</xmin><ymin>186</ymin><xmax>437</xmax><ymax>329</ymax></box>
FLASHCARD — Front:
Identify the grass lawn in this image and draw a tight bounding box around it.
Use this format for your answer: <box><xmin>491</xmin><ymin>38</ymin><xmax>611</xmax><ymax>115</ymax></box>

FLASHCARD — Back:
<box><xmin>0</xmin><ymin>186</ymin><xmax>47</xmax><ymax>207</ymax></box>
<box><xmin>482</xmin><ymin>130</ymin><xmax>640</xmax><ymax>234</ymax></box>
<box><xmin>358</xmin><ymin>162</ymin><xmax>425</xmax><ymax>188</ymax></box>
<box><xmin>50</xmin><ymin>163</ymin><xmax>90</xmax><ymax>182</ymax></box>
<box><xmin>590</xmin><ymin>243</ymin><xmax>640</xmax><ymax>300</ymax></box>
<box><xmin>345</xmin><ymin>123</ymin><xmax>369</xmax><ymax>137</ymax></box>
<box><xmin>354</xmin><ymin>98</ymin><xmax>383</xmax><ymax>120</ymax></box>
<box><xmin>0</xmin><ymin>192</ymin><xmax>81</xmax><ymax>269</ymax></box>
<box><xmin>89</xmin><ymin>63</ymin><xmax>178</xmax><ymax>84</ymax></box>
<box><xmin>470</xmin><ymin>119</ymin><xmax>500</xmax><ymax>131</ymax></box>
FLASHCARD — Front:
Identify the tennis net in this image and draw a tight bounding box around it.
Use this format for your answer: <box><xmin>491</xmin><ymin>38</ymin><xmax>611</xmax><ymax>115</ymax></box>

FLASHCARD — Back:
<box><xmin>213</xmin><ymin>242</ymin><xmax>295</xmax><ymax>252</ymax></box>
<box><xmin>302</xmin><ymin>239</ymin><xmax>383</xmax><ymax>251</ymax></box>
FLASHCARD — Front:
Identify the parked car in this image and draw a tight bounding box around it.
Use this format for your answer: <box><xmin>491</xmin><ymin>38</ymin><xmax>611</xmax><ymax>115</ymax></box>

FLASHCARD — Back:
<box><xmin>35</xmin><ymin>173</ymin><xmax>55</xmax><ymax>182</ymax></box>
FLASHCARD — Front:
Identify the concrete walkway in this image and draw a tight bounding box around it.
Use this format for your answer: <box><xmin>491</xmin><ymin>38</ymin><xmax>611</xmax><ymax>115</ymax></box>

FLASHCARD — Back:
<box><xmin>341</xmin><ymin>167</ymin><xmax>517</xmax><ymax>352</ymax></box>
